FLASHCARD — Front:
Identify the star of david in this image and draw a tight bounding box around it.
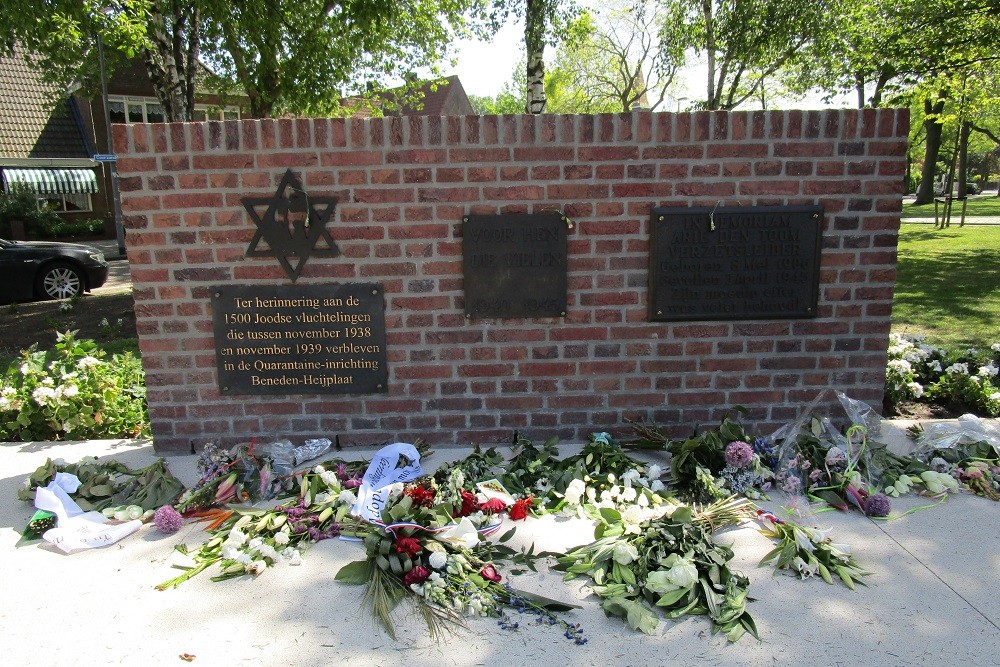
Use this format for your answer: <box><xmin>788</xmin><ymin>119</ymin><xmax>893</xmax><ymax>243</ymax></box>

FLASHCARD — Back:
<box><xmin>243</xmin><ymin>169</ymin><xmax>340</xmax><ymax>282</ymax></box>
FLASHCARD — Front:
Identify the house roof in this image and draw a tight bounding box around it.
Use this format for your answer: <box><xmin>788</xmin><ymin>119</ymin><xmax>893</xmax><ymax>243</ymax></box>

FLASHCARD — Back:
<box><xmin>343</xmin><ymin>75</ymin><xmax>474</xmax><ymax>117</ymax></box>
<box><xmin>390</xmin><ymin>75</ymin><xmax>473</xmax><ymax>116</ymax></box>
<box><xmin>0</xmin><ymin>48</ymin><xmax>91</xmax><ymax>159</ymax></box>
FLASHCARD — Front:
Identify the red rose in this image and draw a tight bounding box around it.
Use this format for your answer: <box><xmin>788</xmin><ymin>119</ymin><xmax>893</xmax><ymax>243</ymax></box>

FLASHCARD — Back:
<box><xmin>395</xmin><ymin>537</ymin><xmax>423</xmax><ymax>557</ymax></box>
<box><xmin>404</xmin><ymin>485</ymin><xmax>436</xmax><ymax>508</ymax></box>
<box><xmin>479</xmin><ymin>564</ymin><xmax>501</xmax><ymax>583</ymax></box>
<box><xmin>458</xmin><ymin>490</ymin><xmax>479</xmax><ymax>517</ymax></box>
<box><xmin>480</xmin><ymin>498</ymin><xmax>508</xmax><ymax>514</ymax></box>
<box><xmin>508</xmin><ymin>496</ymin><xmax>533</xmax><ymax>521</ymax></box>
<box><xmin>403</xmin><ymin>565</ymin><xmax>430</xmax><ymax>587</ymax></box>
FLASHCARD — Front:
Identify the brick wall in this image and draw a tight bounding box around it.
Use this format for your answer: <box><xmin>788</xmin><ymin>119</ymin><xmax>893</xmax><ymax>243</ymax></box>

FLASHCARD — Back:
<box><xmin>113</xmin><ymin>109</ymin><xmax>908</xmax><ymax>452</ymax></box>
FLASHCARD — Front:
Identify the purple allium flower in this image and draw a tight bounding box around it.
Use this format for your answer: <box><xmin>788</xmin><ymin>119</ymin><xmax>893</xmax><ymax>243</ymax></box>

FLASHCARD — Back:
<box><xmin>725</xmin><ymin>441</ymin><xmax>755</xmax><ymax>469</ymax></box>
<box><xmin>863</xmin><ymin>493</ymin><xmax>891</xmax><ymax>517</ymax></box>
<box><xmin>153</xmin><ymin>505</ymin><xmax>184</xmax><ymax>533</ymax></box>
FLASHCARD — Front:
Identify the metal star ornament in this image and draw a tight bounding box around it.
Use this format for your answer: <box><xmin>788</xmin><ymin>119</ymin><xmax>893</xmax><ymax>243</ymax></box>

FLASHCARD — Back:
<box><xmin>243</xmin><ymin>169</ymin><xmax>340</xmax><ymax>282</ymax></box>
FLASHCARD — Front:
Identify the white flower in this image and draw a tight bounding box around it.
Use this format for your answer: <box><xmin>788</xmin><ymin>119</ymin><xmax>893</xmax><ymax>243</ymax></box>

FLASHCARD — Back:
<box><xmin>248</xmin><ymin>560</ymin><xmax>267</xmax><ymax>575</ymax></box>
<box><xmin>319</xmin><ymin>470</ymin><xmax>340</xmax><ymax>488</ymax></box>
<box><xmin>534</xmin><ymin>477</ymin><xmax>553</xmax><ymax>494</ymax></box>
<box><xmin>564</xmin><ymin>478</ymin><xmax>586</xmax><ymax>505</ymax></box>
<box><xmin>234</xmin><ymin>551</ymin><xmax>253</xmax><ymax>566</ymax></box>
<box><xmin>645</xmin><ymin>555</ymin><xmax>698</xmax><ymax>594</ymax></box>
<box><xmin>888</xmin><ymin>359</ymin><xmax>912</xmax><ymax>374</ymax></box>
<box><xmin>622</xmin><ymin>504</ymin><xmax>645</xmax><ymax>527</ymax></box>
<box><xmin>313</xmin><ymin>492</ymin><xmax>331</xmax><ymax>505</ymax></box>
<box><xmin>650</xmin><ymin>480</ymin><xmax>665</xmax><ymax>493</ymax></box>
<box><xmin>19</xmin><ymin>363</ymin><xmax>31</xmax><ymax>375</ymax></box>
<box><xmin>977</xmin><ymin>362</ymin><xmax>998</xmax><ymax>378</ymax></box>
<box><xmin>620</xmin><ymin>486</ymin><xmax>637</xmax><ymax>503</ymax></box>
<box><xmin>612</xmin><ymin>542</ymin><xmax>639</xmax><ymax>565</ymax></box>
<box><xmin>313</xmin><ymin>465</ymin><xmax>326</xmax><ymax>474</ymax></box>
<box><xmin>338</xmin><ymin>489</ymin><xmax>357</xmax><ymax>506</ymax></box>
<box><xmin>990</xmin><ymin>392</ymin><xmax>1000</xmax><ymax>401</ymax></box>
<box><xmin>247</xmin><ymin>537</ymin><xmax>263</xmax><ymax>551</ymax></box>
<box><xmin>1</xmin><ymin>387</ymin><xmax>14</xmax><ymax>397</ymax></box>
<box><xmin>428</xmin><ymin>551</ymin><xmax>448</xmax><ymax>570</ymax></box>
<box><xmin>31</xmin><ymin>386</ymin><xmax>56</xmax><ymax>405</ymax></box>
<box><xmin>225</xmin><ymin>528</ymin><xmax>248</xmax><ymax>548</ymax></box>
<box><xmin>257</xmin><ymin>544</ymin><xmax>279</xmax><ymax>561</ymax></box>
<box><xmin>791</xmin><ymin>556</ymin><xmax>818</xmax><ymax>578</ymax></box>
<box><xmin>621</xmin><ymin>469</ymin><xmax>641</xmax><ymax>485</ymax></box>
<box><xmin>76</xmin><ymin>356</ymin><xmax>102</xmax><ymax>369</ymax></box>
<box><xmin>438</xmin><ymin>517</ymin><xmax>480</xmax><ymax>549</ymax></box>
<box><xmin>907</xmin><ymin>382</ymin><xmax>924</xmax><ymax>398</ymax></box>
<box><xmin>273</xmin><ymin>530</ymin><xmax>290</xmax><ymax>546</ymax></box>
<box><xmin>927</xmin><ymin>360</ymin><xmax>942</xmax><ymax>372</ymax></box>
<box><xmin>221</xmin><ymin>546</ymin><xmax>240</xmax><ymax>560</ymax></box>
<box><xmin>646</xmin><ymin>464</ymin><xmax>662</xmax><ymax>481</ymax></box>
<box><xmin>945</xmin><ymin>362</ymin><xmax>969</xmax><ymax>375</ymax></box>
<box><xmin>991</xmin><ymin>343</ymin><xmax>1000</xmax><ymax>352</ymax></box>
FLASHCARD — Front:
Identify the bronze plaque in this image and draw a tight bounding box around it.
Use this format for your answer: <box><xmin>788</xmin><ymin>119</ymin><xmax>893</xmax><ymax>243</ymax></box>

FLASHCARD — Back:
<box><xmin>463</xmin><ymin>213</ymin><xmax>568</xmax><ymax>318</ymax></box>
<box><xmin>212</xmin><ymin>283</ymin><xmax>387</xmax><ymax>395</ymax></box>
<box><xmin>649</xmin><ymin>206</ymin><xmax>823</xmax><ymax>321</ymax></box>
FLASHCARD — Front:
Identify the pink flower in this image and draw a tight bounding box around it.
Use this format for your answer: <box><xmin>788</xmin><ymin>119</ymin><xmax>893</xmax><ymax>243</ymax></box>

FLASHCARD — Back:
<box><xmin>480</xmin><ymin>564</ymin><xmax>501</xmax><ymax>583</ymax></box>
<box><xmin>153</xmin><ymin>505</ymin><xmax>184</xmax><ymax>533</ymax></box>
<box><xmin>725</xmin><ymin>441</ymin><xmax>754</xmax><ymax>469</ymax></box>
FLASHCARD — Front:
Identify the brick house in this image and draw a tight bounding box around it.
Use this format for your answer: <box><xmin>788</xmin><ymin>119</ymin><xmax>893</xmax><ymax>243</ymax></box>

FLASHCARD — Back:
<box><xmin>0</xmin><ymin>47</ymin><xmax>241</xmax><ymax>238</ymax></box>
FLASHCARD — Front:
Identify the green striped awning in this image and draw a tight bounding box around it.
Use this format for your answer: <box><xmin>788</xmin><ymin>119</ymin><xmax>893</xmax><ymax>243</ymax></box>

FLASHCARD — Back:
<box><xmin>1</xmin><ymin>168</ymin><xmax>99</xmax><ymax>195</ymax></box>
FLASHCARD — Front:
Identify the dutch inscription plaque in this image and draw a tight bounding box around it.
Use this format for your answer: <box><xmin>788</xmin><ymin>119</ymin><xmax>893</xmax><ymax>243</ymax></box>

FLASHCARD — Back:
<box><xmin>649</xmin><ymin>206</ymin><xmax>823</xmax><ymax>321</ymax></box>
<box><xmin>463</xmin><ymin>213</ymin><xmax>568</xmax><ymax>318</ymax></box>
<box><xmin>212</xmin><ymin>283</ymin><xmax>388</xmax><ymax>395</ymax></box>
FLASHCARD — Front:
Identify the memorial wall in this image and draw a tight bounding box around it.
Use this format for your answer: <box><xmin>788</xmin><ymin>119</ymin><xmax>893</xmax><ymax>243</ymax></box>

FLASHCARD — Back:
<box><xmin>113</xmin><ymin>109</ymin><xmax>908</xmax><ymax>452</ymax></box>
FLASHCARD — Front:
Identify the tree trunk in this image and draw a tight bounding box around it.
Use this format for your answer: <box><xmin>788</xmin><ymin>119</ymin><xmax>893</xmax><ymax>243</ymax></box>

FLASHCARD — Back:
<box><xmin>914</xmin><ymin>92</ymin><xmax>947</xmax><ymax>205</ymax></box>
<box><xmin>524</xmin><ymin>0</ymin><xmax>547</xmax><ymax>114</ymax></box>
<box><xmin>956</xmin><ymin>120</ymin><xmax>971</xmax><ymax>199</ymax></box>
<box><xmin>141</xmin><ymin>0</ymin><xmax>197</xmax><ymax>122</ymax></box>
<box><xmin>702</xmin><ymin>0</ymin><xmax>716</xmax><ymax>109</ymax></box>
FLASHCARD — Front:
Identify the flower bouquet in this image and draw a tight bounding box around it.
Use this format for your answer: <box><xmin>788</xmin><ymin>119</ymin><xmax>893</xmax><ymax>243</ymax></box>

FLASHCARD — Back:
<box><xmin>157</xmin><ymin>460</ymin><xmax>367</xmax><ymax>589</ymax></box>
<box><xmin>628</xmin><ymin>414</ymin><xmax>775</xmax><ymax>502</ymax></box>
<box><xmin>755</xmin><ymin>510</ymin><xmax>870</xmax><ymax>589</ymax></box>
<box><xmin>554</xmin><ymin>496</ymin><xmax>759</xmax><ymax>642</ymax></box>
<box><xmin>336</xmin><ymin>461</ymin><xmax>580</xmax><ymax>641</ymax></box>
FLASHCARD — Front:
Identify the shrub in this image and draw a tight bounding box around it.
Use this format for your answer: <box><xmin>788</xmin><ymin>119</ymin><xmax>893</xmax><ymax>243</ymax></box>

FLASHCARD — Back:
<box><xmin>0</xmin><ymin>183</ymin><xmax>61</xmax><ymax>236</ymax></box>
<box><xmin>886</xmin><ymin>334</ymin><xmax>1000</xmax><ymax>416</ymax></box>
<box><xmin>0</xmin><ymin>331</ymin><xmax>149</xmax><ymax>441</ymax></box>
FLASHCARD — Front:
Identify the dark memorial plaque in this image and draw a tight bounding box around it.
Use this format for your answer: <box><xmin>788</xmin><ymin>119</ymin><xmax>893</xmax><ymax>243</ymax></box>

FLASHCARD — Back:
<box><xmin>649</xmin><ymin>206</ymin><xmax>823</xmax><ymax>322</ymax></box>
<box><xmin>212</xmin><ymin>283</ymin><xmax>388</xmax><ymax>395</ymax></box>
<box><xmin>463</xmin><ymin>213</ymin><xmax>568</xmax><ymax>318</ymax></box>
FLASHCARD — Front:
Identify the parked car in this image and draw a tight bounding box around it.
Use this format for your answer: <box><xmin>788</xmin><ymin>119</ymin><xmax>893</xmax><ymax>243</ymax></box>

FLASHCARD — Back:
<box><xmin>966</xmin><ymin>182</ymin><xmax>982</xmax><ymax>195</ymax></box>
<box><xmin>0</xmin><ymin>238</ymin><xmax>109</xmax><ymax>304</ymax></box>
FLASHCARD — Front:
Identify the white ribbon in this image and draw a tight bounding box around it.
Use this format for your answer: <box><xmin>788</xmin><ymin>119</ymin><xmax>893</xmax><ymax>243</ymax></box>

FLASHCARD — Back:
<box><xmin>34</xmin><ymin>472</ymin><xmax>141</xmax><ymax>554</ymax></box>
<box><xmin>352</xmin><ymin>443</ymin><xmax>422</xmax><ymax>523</ymax></box>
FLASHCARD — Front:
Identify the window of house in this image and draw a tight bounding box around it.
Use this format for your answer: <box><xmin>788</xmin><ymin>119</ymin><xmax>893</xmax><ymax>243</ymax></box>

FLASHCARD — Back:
<box><xmin>39</xmin><ymin>193</ymin><xmax>93</xmax><ymax>213</ymax></box>
<box><xmin>107</xmin><ymin>96</ymin><xmax>240</xmax><ymax>122</ymax></box>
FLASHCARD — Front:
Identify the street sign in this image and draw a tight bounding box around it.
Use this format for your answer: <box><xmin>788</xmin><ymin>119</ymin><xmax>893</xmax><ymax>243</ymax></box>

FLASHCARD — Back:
<box><xmin>93</xmin><ymin>154</ymin><xmax>117</xmax><ymax>162</ymax></box>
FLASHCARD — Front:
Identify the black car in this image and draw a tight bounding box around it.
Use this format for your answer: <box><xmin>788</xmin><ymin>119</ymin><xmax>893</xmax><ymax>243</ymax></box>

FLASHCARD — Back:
<box><xmin>0</xmin><ymin>238</ymin><xmax>110</xmax><ymax>304</ymax></box>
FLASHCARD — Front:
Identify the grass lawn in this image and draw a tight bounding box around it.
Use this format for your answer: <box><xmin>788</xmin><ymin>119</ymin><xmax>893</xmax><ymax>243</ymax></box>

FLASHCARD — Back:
<box><xmin>902</xmin><ymin>195</ymin><xmax>1000</xmax><ymax>218</ymax></box>
<box><xmin>892</xmin><ymin>223</ymin><xmax>1000</xmax><ymax>350</ymax></box>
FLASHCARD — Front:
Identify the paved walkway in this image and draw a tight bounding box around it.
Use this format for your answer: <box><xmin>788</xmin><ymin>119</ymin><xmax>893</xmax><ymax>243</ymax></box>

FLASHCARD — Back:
<box><xmin>1</xmin><ymin>420</ymin><xmax>997</xmax><ymax>666</ymax></box>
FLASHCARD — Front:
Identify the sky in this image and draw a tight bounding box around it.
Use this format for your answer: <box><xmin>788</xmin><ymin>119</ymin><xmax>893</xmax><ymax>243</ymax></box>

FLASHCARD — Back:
<box><xmin>442</xmin><ymin>18</ymin><xmax>854</xmax><ymax>110</ymax></box>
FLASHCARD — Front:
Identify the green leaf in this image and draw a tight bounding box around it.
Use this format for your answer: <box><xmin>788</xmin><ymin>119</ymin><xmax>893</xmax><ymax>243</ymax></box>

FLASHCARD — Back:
<box><xmin>601</xmin><ymin>597</ymin><xmax>659</xmax><ymax>635</ymax></box>
<box><xmin>599</xmin><ymin>507</ymin><xmax>622</xmax><ymax>524</ymax></box>
<box><xmin>511</xmin><ymin>588</ymin><xmax>580</xmax><ymax>611</ymax></box>
<box><xmin>497</xmin><ymin>527</ymin><xmax>516</xmax><ymax>543</ymax></box>
<box><xmin>654</xmin><ymin>587</ymin><xmax>689</xmax><ymax>608</ymax></box>
<box><xmin>335</xmin><ymin>559</ymin><xmax>374</xmax><ymax>585</ymax></box>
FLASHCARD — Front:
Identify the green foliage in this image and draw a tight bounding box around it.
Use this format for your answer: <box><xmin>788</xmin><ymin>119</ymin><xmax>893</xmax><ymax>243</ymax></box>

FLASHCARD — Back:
<box><xmin>199</xmin><ymin>0</ymin><xmax>490</xmax><ymax>117</ymax></box>
<box><xmin>0</xmin><ymin>185</ymin><xmax>61</xmax><ymax>237</ymax></box>
<box><xmin>0</xmin><ymin>331</ymin><xmax>149</xmax><ymax>442</ymax></box>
